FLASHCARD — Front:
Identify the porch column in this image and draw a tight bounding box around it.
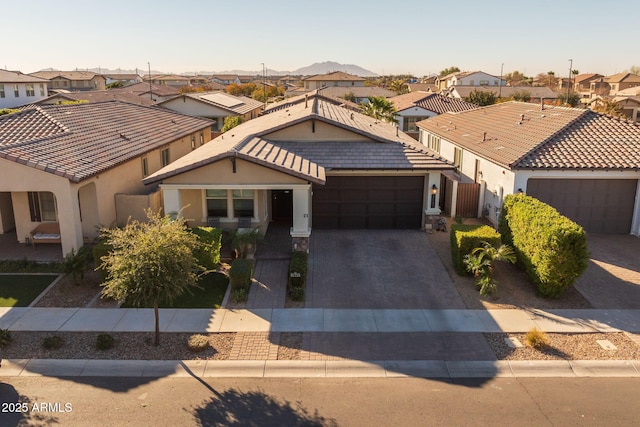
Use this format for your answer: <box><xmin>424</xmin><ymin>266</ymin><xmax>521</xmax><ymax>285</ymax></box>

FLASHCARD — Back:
<box><xmin>56</xmin><ymin>187</ymin><xmax>83</xmax><ymax>256</ymax></box>
<box><xmin>631</xmin><ymin>179</ymin><xmax>640</xmax><ymax>236</ymax></box>
<box><xmin>163</xmin><ymin>188</ymin><xmax>182</xmax><ymax>218</ymax></box>
<box><xmin>291</xmin><ymin>186</ymin><xmax>311</xmax><ymax>252</ymax></box>
<box><xmin>425</xmin><ymin>173</ymin><xmax>442</xmax><ymax>216</ymax></box>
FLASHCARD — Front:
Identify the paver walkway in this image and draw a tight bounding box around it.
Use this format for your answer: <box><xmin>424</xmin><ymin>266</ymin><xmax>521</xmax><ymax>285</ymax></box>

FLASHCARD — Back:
<box><xmin>246</xmin><ymin>260</ymin><xmax>289</xmax><ymax>308</ymax></box>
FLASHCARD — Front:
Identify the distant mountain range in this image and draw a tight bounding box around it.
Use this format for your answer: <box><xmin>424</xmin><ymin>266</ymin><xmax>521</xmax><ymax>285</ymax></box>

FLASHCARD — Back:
<box><xmin>41</xmin><ymin>61</ymin><xmax>378</xmax><ymax>77</ymax></box>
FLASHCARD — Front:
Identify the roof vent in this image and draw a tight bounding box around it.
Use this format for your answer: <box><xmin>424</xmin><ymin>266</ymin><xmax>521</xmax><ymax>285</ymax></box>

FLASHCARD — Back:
<box><xmin>482</xmin><ymin>132</ymin><xmax>487</xmax><ymax>142</ymax></box>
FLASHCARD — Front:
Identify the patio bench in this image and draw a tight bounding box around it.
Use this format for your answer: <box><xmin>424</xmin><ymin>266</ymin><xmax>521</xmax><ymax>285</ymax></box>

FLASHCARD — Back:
<box><xmin>29</xmin><ymin>222</ymin><xmax>61</xmax><ymax>246</ymax></box>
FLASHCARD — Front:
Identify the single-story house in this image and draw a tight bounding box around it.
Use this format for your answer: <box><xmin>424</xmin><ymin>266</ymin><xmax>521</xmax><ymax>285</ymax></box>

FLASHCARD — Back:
<box><xmin>445</xmin><ymin>85</ymin><xmax>558</xmax><ymax>102</ymax></box>
<box><xmin>0</xmin><ymin>101</ymin><xmax>213</xmax><ymax>256</ymax></box>
<box><xmin>144</xmin><ymin>93</ymin><xmax>454</xmax><ymax>250</ymax></box>
<box><xmin>417</xmin><ymin>101</ymin><xmax>640</xmax><ymax>235</ymax></box>
<box><xmin>389</xmin><ymin>92</ymin><xmax>476</xmax><ymax>138</ymax></box>
<box><xmin>157</xmin><ymin>92</ymin><xmax>264</xmax><ymax>132</ymax></box>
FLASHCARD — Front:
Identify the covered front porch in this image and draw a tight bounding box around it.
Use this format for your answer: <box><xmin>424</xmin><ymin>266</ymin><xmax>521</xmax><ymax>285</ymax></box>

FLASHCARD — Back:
<box><xmin>161</xmin><ymin>183</ymin><xmax>313</xmax><ymax>251</ymax></box>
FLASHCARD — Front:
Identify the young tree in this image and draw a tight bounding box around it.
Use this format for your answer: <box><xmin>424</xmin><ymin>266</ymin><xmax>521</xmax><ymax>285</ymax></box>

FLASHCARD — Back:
<box><xmin>389</xmin><ymin>79</ymin><xmax>409</xmax><ymax>95</ymax></box>
<box><xmin>557</xmin><ymin>91</ymin><xmax>581</xmax><ymax>107</ymax></box>
<box><xmin>439</xmin><ymin>66</ymin><xmax>461</xmax><ymax>76</ymax></box>
<box><xmin>466</xmin><ymin>90</ymin><xmax>497</xmax><ymax>106</ymax></box>
<box><xmin>504</xmin><ymin>70</ymin><xmax>530</xmax><ymax>86</ymax></box>
<box><xmin>221</xmin><ymin>115</ymin><xmax>243</xmax><ymax>132</ymax></box>
<box><xmin>99</xmin><ymin>210</ymin><xmax>202</xmax><ymax>346</ymax></box>
<box><xmin>360</xmin><ymin>96</ymin><xmax>398</xmax><ymax>124</ymax></box>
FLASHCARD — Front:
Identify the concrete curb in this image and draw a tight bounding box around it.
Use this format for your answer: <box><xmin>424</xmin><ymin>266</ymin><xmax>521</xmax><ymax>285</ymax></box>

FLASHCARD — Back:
<box><xmin>1</xmin><ymin>359</ymin><xmax>639</xmax><ymax>378</ymax></box>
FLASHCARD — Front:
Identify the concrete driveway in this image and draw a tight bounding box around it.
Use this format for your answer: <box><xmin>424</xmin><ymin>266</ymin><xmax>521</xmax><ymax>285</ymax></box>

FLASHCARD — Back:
<box><xmin>575</xmin><ymin>234</ymin><xmax>640</xmax><ymax>309</ymax></box>
<box><xmin>305</xmin><ymin>230</ymin><xmax>465</xmax><ymax>309</ymax></box>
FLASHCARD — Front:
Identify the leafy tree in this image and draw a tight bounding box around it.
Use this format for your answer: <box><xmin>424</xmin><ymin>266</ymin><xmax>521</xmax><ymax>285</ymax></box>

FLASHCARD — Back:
<box><xmin>465</xmin><ymin>89</ymin><xmax>497</xmax><ymax>106</ymax></box>
<box><xmin>106</xmin><ymin>81</ymin><xmax>124</xmax><ymax>89</ymax></box>
<box><xmin>227</xmin><ymin>83</ymin><xmax>257</xmax><ymax>97</ymax></box>
<box><xmin>360</xmin><ymin>96</ymin><xmax>398</xmax><ymax>124</ymax></box>
<box><xmin>504</xmin><ymin>70</ymin><xmax>530</xmax><ymax>86</ymax></box>
<box><xmin>251</xmin><ymin>85</ymin><xmax>284</xmax><ymax>103</ymax></box>
<box><xmin>592</xmin><ymin>99</ymin><xmax>624</xmax><ymax>117</ymax></box>
<box><xmin>571</xmin><ymin>69</ymin><xmax>579</xmax><ymax>76</ymax></box>
<box><xmin>628</xmin><ymin>65</ymin><xmax>640</xmax><ymax>75</ymax></box>
<box><xmin>557</xmin><ymin>91</ymin><xmax>581</xmax><ymax>107</ymax></box>
<box><xmin>221</xmin><ymin>115</ymin><xmax>244</xmax><ymax>132</ymax></box>
<box><xmin>0</xmin><ymin>108</ymin><xmax>19</xmax><ymax>116</ymax></box>
<box><xmin>58</xmin><ymin>100</ymin><xmax>88</xmax><ymax>105</ymax></box>
<box><xmin>63</xmin><ymin>246</ymin><xmax>93</xmax><ymax>285</ymax></box>
<box><xmin>511</xmin><ymin>90</ymin><xmax>531</xmax><ymax>102</ymax></box>
<box><xmin>343</xmin><ymin>91</ymin><xmax>356</xmax><ymax>102</ymax></box>
<box><xmin>439</xmin><ymin>66</ymin><xmax>461</xmax><ymax>76</ymax></box>
<box><xmin>99</xmin><ymin>210</ymin><xmax>202</xmax><ymax>346</ymax></box>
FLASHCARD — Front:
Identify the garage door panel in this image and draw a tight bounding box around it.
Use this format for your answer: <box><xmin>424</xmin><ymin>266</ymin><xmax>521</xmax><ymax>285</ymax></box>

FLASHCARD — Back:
<box><xmin>527</xmin><ymin>178</ymin><xmax>636</xmax><ymax>234</ymax></box>
<box><xmin>313</xmin><ymin>176</ymin><xmax>424</xmax><ymax>229</ymax></box>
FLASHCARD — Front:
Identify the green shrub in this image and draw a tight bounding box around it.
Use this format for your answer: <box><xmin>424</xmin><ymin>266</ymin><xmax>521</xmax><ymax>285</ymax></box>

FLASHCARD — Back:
<box><xmin>499</xmin><ymin>194</ymin><xmax>589</xmax><ymax>298</ymax></box>
<box><xmin>43</xmin><ymin>335</ymin><xmax>64</xmax><ymax>350</ymax></box>
<box><xmin>288</xmin><ymin>285</ymin><xmax>304</xmax><ymax>301</ymax></box>
<box><xmin>0</xmin><ymin>259</ymin><xmax>63</xmax><ymax>273</ymax></box>
<box><xmin>189</xmin><ymin>226</ymin><xmax>223</xmax><ymax>270</ymax></box>
<box><xmin>288</xmin><ymin>251</ymin><xmax>308</xmax><ymax>287</ymax></box>
<box><xmin>187</xmin><ymin>334</ymin><xmax>210</xmax><ymax>352</ymax></box>
<box><xmin>92</xmin><ymin>239</ymin><xmax>113</xmax><ymax>281</ymax></box>
<box><xmin>96</xmin><ymin>333</ymin><xmax>115</xmax><ymax>350</ymax></box>
<box><xmin>450</xmin><ymin>224</ymin><xmax>501</xmax><ymax>275</ymax></box>
<box><xmin>63</xmin><ymin>246</ymin><xmax>93</xmax><ymax>285</ymax></box>
<box><xmin>233</xmin><ymin>287</ymin><xmax>248</xmax><ymax>303</ymax></box>
<box><xmin>0</xmin><ymin>329</ymin><xmax>12</xmax><ymax>348</ymax></box>
<box><xmin>229</xmin><ymin>259</ymin><xmax>253</xmax><ymax>290</ymax></box>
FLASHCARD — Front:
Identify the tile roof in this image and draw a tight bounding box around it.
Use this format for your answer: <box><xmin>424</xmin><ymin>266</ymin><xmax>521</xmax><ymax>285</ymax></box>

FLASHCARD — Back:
<box><xmin>407</xmin><ymin>83</ymin><xmax>437</xmax><ymax>92</ymax></box>
<box><xmin>122</xmin><ymin>82</ymin><xmax>180</xmax><ymax>97</ymax></box>
<box><xmin>449</xmin><ymin>85</ymin><xmax>558</xmax><ymax>99</ymax></box>
<box><xmin>573</xmin><ymin>73</ymin><xmax>603</xmax><ymax>83</ymax></box>
<box><xmin>0</xmin><ymin>69</ymin><xmax>49</xmax><ymax>83</ymax></box>
<box><xmin>317</xmin><ymin>86</ymin><xmax>395</xmax><ymax>99</ymax></box>
<box><xmin>0</xmin><ymin>101</ymin><xmax>213</xmax><ymax>182</ymax></box>
<box><xmin>34</xmin><ymin>89</ymin><xmax>156</xmax><ymax>107</ymax></box>
<box><xmin>160</xmin><ymin>91</ymin><xmax>263</xmax><ymax>115</ymax></box>
<box><xmin>263</xmin><ymin>91</ymin><xmax>359</xmax><ymax>114</ymax></box>
<box><xmin>390</xmin><ymin>92</ymin><xmax>477</xmax><ymax>114</ymax></box>
<box><xmin>417</xmin><ymin>101</ymin><xmax>640</xmax><ymax>170</ymax></box>
<box><xmin>302</xmin><ymin>71</ymin><xmax>366</xmax><ymax>82</ymax></box>
<box><xmin>605</xmin><ymin>73</ymin><xmax>640</xmax><ymax>83</ymax></box>
<box><xmin>30</xmin><ymin>71</ymin><xmax>103</xmax><ymax>81</ymax></box>
<box><xmin>144</xmin><ymin>93</ymin><xmax>453</xmax><ymax>185</ymax></box>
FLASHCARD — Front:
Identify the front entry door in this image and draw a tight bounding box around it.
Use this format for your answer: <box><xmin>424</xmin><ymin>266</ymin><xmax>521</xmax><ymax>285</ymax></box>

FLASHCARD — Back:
<box><xmin>272</xmin><ymin>190</ymin><xmax>293</xmax><ymax>224</ymax></box>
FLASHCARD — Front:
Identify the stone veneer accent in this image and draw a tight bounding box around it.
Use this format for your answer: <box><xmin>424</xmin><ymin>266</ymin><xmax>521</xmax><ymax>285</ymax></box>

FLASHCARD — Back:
<box><xmin>292</xmin><ymin>236</ymin><xmax>309</xmax><ymax>253</ymax></box>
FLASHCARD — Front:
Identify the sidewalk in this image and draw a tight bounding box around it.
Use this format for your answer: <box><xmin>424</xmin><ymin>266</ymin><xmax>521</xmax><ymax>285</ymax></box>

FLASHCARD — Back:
<box><xmin>1</xmin><ymin>307</ymin><xmax>639</xmax><ymax>333</ymax></box>
<box><xmin>1</xmin><ymin>307</ymin><xmax>639</xmax><ymax>378</ymax></box>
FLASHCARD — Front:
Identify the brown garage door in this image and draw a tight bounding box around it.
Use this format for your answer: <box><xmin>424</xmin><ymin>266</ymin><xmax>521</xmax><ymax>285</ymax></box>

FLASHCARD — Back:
<box><xmin>313</xmin><ymin>176</ymin><xmax>424</xmax><ymax>229</ymax></box>
<box><xmin>527</xmin><ymin>179</ymin><xmax>637</xmax><ymax>234</ymax></box>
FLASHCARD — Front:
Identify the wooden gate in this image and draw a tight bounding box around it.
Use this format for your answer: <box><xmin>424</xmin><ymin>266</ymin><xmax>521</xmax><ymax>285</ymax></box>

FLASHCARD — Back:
<box><xmin>456</xmin><ymin>183</ymin><xmax>480</xmax><ymax>217</ymax></box>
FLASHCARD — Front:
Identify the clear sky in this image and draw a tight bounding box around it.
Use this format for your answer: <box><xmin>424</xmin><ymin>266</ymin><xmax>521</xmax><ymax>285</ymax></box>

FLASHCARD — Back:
<box><xmin>3</xmin><ymin>0</ymin><xmax>638</xmax><ymax>77</ymax></box>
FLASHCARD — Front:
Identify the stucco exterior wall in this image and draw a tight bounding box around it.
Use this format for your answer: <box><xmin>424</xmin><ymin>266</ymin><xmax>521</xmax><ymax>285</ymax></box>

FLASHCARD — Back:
<box><xmin>0</xmin><ymin>192</ymin><xmax>15</xmax><ymax>233</ymax></box>
<box><xmin>0</xmin><ymin>82</ymin><xmax>48</xmax><ymax>108</ymax></box>
<box><xmin>265</xmin><ymin>120</ymin><xmax>366</xmax><ymax>141</ymax></box>
<box><xmin>162</xmin><ymin>158</ymin><xmax>308</xmax><ymax>186</ymax></box>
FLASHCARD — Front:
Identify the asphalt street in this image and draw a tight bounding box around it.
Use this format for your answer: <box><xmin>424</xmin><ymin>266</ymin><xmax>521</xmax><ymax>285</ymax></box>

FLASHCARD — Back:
<box><xmin>1</xmin><ymin>376</ymin><xmax>639</xmax><ymax>426</ymax></box>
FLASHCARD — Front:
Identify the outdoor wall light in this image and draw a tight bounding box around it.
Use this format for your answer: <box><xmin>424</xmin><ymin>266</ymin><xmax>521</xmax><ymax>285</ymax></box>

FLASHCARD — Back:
<box><xmin>430</xmin><ymin>184</ymin><xmax>438</xmax><ymax>208</ymax></box>
<box><xmin>517</xmin><ymin>188</ymin><xmax>523</xmax><ymax>194</ymax></box>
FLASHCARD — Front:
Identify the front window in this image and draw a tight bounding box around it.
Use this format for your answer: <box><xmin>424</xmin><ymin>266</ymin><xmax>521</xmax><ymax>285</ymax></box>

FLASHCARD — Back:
<box><xmin>14</xmin><ymin>85</ymin><xmax>19</xmax><ymax>97</ymax></box>
<box><xmin>26</xmin><ymin>84</ymin><xmax>35</xmax><ymax>97</ymax></box>
<box><xmin>28</xmin><ymin>191</ymin><xmax>57</xmax><ymax>222</ymax></box>
<box><xmin>39</xmin><ymin>84</ymin><xmax>45</xmax><ymax>96</ymax></box>
<box><xmin>191</xmin><ymin>135</ymin><xmax>196</xmax><ymax>150</ymax></box>
<box><xmin>161</xmin><ymin>148</ymin><xmax>170</xmax><ymax>167</ymax></box>
<box><xmin>141</xmin><ymin>157</ymin><xmax>149</xmax><ymax>177</ymax></box>
<box><xmin>0</xmin><ymin>84</ymin><xmax>4</xmax><ymax>98</ymax></box>
<box><xmin>454</xmin><ymin>147</ymin><xmax>463</xmax><ymax>174</ymax></box>
<box><xmin>402</xmin><ymin>116</ymin><xmax>420</xmax><ymax>132</ymax></box>
<box><xmin>206</xmin><ymin>189</ymin><xmax>227</xmax><ymax>217</ymax></box>
<box><xmin>200</xmin><ymin>132</ymin><xmax>204</xmax><ymax>145</ymax></box>
<box><xmin>232</xmin><ymin>189</ymin><xmax>254</xmax><ymax>218</ymax></box>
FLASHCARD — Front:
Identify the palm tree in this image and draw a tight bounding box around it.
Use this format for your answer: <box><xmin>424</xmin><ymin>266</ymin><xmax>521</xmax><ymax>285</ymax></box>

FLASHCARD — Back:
<box><xmin>464</xmin><ymin>241</ymin><xmax>516</xmax><ymax>296</ymax></box>
<box><xmin>360</xmin><ymin>96</ymin><xmax>398</xmax><ymax>124</ymax></box>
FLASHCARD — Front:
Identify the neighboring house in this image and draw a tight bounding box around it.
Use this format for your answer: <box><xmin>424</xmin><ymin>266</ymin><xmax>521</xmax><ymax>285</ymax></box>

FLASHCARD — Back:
<box><xmin>0</xmin><ymin>69</ymin><xmax>49</xmax><ymax>108</ymax></box>
<box><xmin>0</xmin><ymin>101</ymin><xmax>213</xmax><ymax>256</ymax></box>
<box><xmin>157</xmin><ymin>91</ymin><xmax>264</xmax><ymax>131</ymax></box>
<box><xmin>143</xmin><ymin>92</ymin><xmax>454</xmax><ymax>251</ymax></box>
<box><xmin>146</xmin><ymin>74</ymin><xmax>190</xmax><ymax>87</ymax></box>
<box><xmin>262</xmin><ymin>90</ymin><xmax>360</xmax><ymax>115</ymax></box>
<box><xmin>302</xmin><ymin>71</ymin><xmax>366</xmax><ymax>90</ymax></box>
<box><xmin>316</xmin><ymin>86</ymin><xmax>395</xmax><ymax>104</ymax></box>
<box><xmin>572</xmin><ymin>73</ymin><xmax>604</xmax><ymax>98</ymax></box>
<box><xmin>417</xmin><ymin>101</ymin><xmax>640</xmax><ymax>235</ymax></box>
<box><xmin>210</xmin><ymin>75</ymin><xmax>242</xmax><ymax>86</ymax></box>
<box><xmin>436</xmin><ymin>71</ymin><xmax>505</xmax><ymax>91</ymax></box>
<box><xmin>407</xmin><ymin>83</ymin><xmax>437</xmax><ymax>93</ymax></box>
<box><xmin>446</xmin><ymin>85</ymin><xmax>558</xmax><ymax>102</ymax></box>
<box><xmin>32</xmin><ymin>89</ymin><xmax>156</xmax><ymax>107</ymax></box>
<box><xmin>605</xmin><ymin>73</ymin><xmax>640</xmax><ymax>96</ymax></box>
<box><xmin>30</xmin><ymin>71</ymin><xmax>107</xmax><ymax>91</ymax></box>
<box><xmin>389</xmin><ymin>92</ymin><xmax>476</xmax><ymax>139</ymax></box>
<box><xmin>102</xmin><ymin>73</ymin><xmax>143</xmax><ymax>86</ymax></box>
<box><xmin>121</xmin><ymin>81</ymin><xmax>180</xmax><ymax>102</ymax></box>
